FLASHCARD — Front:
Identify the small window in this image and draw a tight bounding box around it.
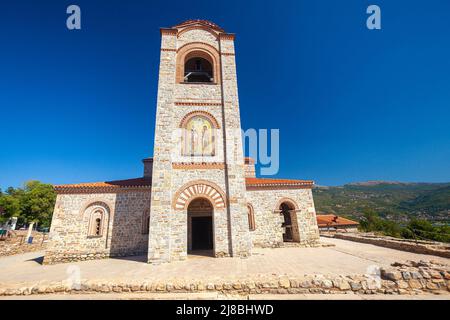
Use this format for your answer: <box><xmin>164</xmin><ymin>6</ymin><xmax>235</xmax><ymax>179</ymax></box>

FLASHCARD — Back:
<box><xmin>88</xmin><ymin>209</ymin><xmax>104</xmax><ymax>237</ymax></box>
<box><xmin>184</xmin><ymin>57</ymin><xmax>213</xmax><ymax>83</ymax></box>
<box><xmin>94</xmin><ymin>218</ymin><xmax>101</xmax><ymax>236</ymax></box>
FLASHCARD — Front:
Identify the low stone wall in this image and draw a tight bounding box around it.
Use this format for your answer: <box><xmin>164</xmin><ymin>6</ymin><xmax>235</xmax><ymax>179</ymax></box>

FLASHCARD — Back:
<box><xmin>330</xmin><ymin>233</ymin><xmax>450</xmax><ymax>258</ymax></box>
<box><xmin>43</xmin><ymin>250</ymin><xmax>148</xmax><ymax>265</ymax></box>
<box><xmin>0</xmin><ymin>231</ymin><xmax>47</xmax><ymax>257</ymax></box>
<box><xmin>254</xmin><ymin>240</ymin><xmax>325</xmax><ymax>249</ymax></box>
<box><xmin>1</xmin><ymin>260</ymin><xmax>448</xmax><ymax>297</ymax></box>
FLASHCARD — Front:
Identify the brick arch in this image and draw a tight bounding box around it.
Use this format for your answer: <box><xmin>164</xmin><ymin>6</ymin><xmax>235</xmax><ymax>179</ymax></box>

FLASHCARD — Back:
<box><xmin>179</xmin><ymin>110</ymin><xmax>220</xmax><ymax>129</ymax></box>
<box><xmin>177</xmin><ymin>41</ymin><xmax>219</xmax><ymax>55</ymax></box>
<box><xmin>176</xmin><ymin>42</ymin><xmax>221</xmax><ymax>84</ymax></box>
<box><xmin>173</xmin><ymin>180</ymin><xmax>226</xmax><ymax>210</ymax></box>
<box><xmin>80</xmin><ymin>200</ymin><xmax>112</xmax><ymax>248</ymax></box>
<box><xmin>177</xmin><ymin>26</ymin><xmax>220</xmax><ymax>39</ymax></box>
<box><xmin>275</xmin><ymin>197</ymin><xmax>299</xmax><ymax>212</ymax></box>
<box><xmin>79</xmin><ymin>200</ymin><xmax>113</xmax><ymax>217</ymax></box>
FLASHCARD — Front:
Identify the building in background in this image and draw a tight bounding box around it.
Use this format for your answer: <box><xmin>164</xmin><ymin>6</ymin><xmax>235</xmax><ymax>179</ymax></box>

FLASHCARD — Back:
<box><xmin>316</xmin><ymin>214</ymin><xmax>359</xmax><ymax>233</ymax></box>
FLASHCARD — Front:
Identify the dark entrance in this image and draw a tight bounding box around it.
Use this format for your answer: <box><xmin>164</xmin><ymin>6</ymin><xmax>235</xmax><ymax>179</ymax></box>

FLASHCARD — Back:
<box><xmin>187</xmin><ymin>198</ymin><xmax>214</xmax><ymax>255</ymax></box>
<box><xmin>191</xmin><ymin>216</ymin><xmax>213</xmax><ymax>250</ymax></box>
<box><xmin>280</xmin><ymin>202</ymin><xmax>295</xmax><ymax>242</ymax></box>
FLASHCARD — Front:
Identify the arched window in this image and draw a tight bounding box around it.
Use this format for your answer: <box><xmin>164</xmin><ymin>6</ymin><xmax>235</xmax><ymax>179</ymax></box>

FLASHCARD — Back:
<box><xmin>88</xmin><ymin>209</ymin><xmax>104</xmax><ymax>237</ymax></box>
<box><xmin>142</xmin><ymin>209</ymin><xmax>150</xmax><ymax>234</ymax></box>
<box><xmin>183</xmin><ymin>115</ymin><xmax>215</xmax><ymax>156</ymax></box>
<box><xmin>184</xmin><ymin>57</ymin><xmax>213</xmax><ymax>83</ymax></box>
<box><xmin>247</xmin><ymin>204</ymin><xmax>256</xmax><ymax>231</ymax></box>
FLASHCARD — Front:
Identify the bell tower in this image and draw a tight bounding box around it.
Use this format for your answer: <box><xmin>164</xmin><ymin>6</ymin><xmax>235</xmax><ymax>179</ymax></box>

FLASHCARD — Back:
<box><xmin>148</xmin><ymin>20</ymin><xmax>252</xmax><ymax>263</ymax></box>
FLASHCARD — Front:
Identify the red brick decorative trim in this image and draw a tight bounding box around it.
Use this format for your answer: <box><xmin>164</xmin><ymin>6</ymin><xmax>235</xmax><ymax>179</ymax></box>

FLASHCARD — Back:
<box><xmin>245</xmin><ymin>178</ymin><xmax>314</xmax><ymax>191</ymax></box>
<box><xmin>179</xmin><ymin>110</ymin><xmax>220</xmax><ymax>129</ymax></box>
<box><xmin>246</xmin><ymin>184</ymin><xmax>313</xmax><ymax>191</ymax></box>
<box><xmin>55</xmin><ymin>186</ymin><xmax>151</xmax><ymax>194</ymax></box>
<box><xmin>54</xmin><ymin>178</ymin><xmax>152</xmax><ymax>194</ymax></box>
<box><xmin>244</xmin><ymin>157</ymin><xmax>255</xmax><ymax>164</ymax></box>
<box><xmin>161</xmin><ymin>48</ymin><xmax>177</xmax><ymax>52</ymax></box>
<box><xmin>174</xmin><ymin>101</ymin><xmax>222</xmax><ymax>107</ymax></box>
<box><xmin>160</xmin><ymin>28</ymin><xmax>177</xmax><ymax>36</ymax></box>
<box><xmin>177</xmin><ymin>26</ymin><xmax>220</xmax><ymax>39</ymax></box>
<box><xmin>172</xmin><ymin>180</ymin><xmax>227</xmax><ymax>210</ymax></box>
<box><xmin>219</xmin><ymin>33</ymin><xmax>235</xmax><ymax>40</ymax></box>
<box><xmin>177</xmin><ymin>42</ymin><xmax>219</xmax><ymax>54</ymax></box>
<box><xmin>79</xmin><ymin>200</ymin><xmax>114</xmax><ymax>218</ymax></box>
<box><xmin>173</xmin><ymin>20</ymin><xmax>225</xmax><ymax>33</ymax></box>
<box><xmin>176</xmin><ymin>42</ymin><xmax>221</xmax><ymax>84</ymax></box>
<box><xmin>172</xmin><ymin>162</ymin><xmax>225</xmax><ymax>169</ymax></box>
<box><xmin>221</xmin><ymin>52</ymin><xmax>235</xmax><ymax>56</ymax></box>
<box><xmin>275</xmin><ymin>197</ymin><xmax>300</xmax><ymax>211</ymax></box>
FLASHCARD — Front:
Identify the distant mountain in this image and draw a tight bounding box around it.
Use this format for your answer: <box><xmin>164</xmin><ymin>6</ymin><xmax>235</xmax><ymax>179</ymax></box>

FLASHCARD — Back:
<box><xmin>312</xmin><ymin>181</ymin><xmax>450</xmax><ymax>223</ymax></box>
<box><xmin>347</xmin><ymin>180</ymin><xmax>405</xmax><ymax>186</ymax></box>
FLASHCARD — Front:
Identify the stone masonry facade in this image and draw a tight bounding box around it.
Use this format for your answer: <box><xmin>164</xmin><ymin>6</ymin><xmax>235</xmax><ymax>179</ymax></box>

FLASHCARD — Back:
<box><xmin>44</xmin><ymin>20</ymin><xmax>320</xmax><ymax>265</ymax></box>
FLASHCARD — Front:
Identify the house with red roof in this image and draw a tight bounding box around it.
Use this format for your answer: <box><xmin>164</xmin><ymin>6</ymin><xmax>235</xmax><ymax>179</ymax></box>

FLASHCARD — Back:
<box><xmin>316</xmin><ymin>214</ymin><xmax>359</xmax><ymax>233</ymax></box>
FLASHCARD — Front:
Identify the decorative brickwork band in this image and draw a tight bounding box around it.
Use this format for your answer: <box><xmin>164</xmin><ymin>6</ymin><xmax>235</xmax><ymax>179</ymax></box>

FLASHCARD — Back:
<box><xmin>175</xmin><ymin>101</ymin><xmax>222</xmax><ymax>107</ymax></box>
<box><xmin>172</xmin><ymin>180</ymin><xmax>227</xmax><ymax>210</ymax></box>
<box><xmin>179</xmin><ymin>110</ymin><xmax>220</xmax><ymax>128</ymax></box>
<box><xmin>172</xmin><ymin>162</ymin><xmax>225</xmax><ymax>169</ymax></box>
<box><xmin>219</xmin><ymin>33</ymin><xmax>236</xmax><ymax>40</ymax></box>
<box><xmin>160</xmin><ymin>28</ymin><xmax>177</xmax><ymax>35</ymax></box>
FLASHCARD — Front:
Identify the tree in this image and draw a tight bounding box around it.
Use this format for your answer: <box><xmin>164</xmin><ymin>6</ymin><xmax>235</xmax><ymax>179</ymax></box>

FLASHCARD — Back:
<box><xmin>0</xmin><ymin>194</ymin><xmax>21</xmax><ymax>223</ymax></box>
<box><xmin>19</xmin><ymin>181</ymin><xmax>56</xmax><ymax>227</ymax></box>
<box><xmin>402</xmin><ymin>218</ymin><xmax>450</xmax><ymax>243</ymax></box>
<box><xmin>358</xmin><ymin>208</ymin><xmax>402</xmax><ymax>237</ymax></box>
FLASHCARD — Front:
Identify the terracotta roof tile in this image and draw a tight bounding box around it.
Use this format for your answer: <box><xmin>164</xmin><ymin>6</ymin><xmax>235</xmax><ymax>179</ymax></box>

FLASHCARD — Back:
<box><xmin>316</xmin><ymin>214</ymin><xmax>359</xmax><ymax>227</ymax></box>
<box><xmin>55</xmin><ymin>177</ymin><xmax>313</xmax><ymax>192</ymax></box>
<box><xmin>245</xmin><ymin>177</ymin><xmax>314</xmax><ymax>188</ymax></box>
<box><xmin>172</xmin><ymin>19</ymin><xmax>224</xmax><ymax>32</ymax></box>
<box><xmin>54</xmin><ymin>177</ymin><xmax>152</xmax><ymax>191</ymax></box>
<box><xmin>245</xmin><ymin>178</ymin><xmax>314</xmax><ymax>185</ymax></box>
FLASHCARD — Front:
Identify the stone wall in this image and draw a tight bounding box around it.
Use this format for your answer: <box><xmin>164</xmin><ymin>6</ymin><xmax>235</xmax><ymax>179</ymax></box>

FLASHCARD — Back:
<box><xmin>148</xmin><ymin>30</ymin><xmax>177</xmax><ymax>264</ymax></box>
<box><xmin>44</xmin><ymin>191</ymin><xmax>151</xmax><ymax>264</ymax></box>
<box><xmin>1</xmin><ymin>260</ymin><xmax>448</xmax><ymax>297</ymax></box>
<box><xmin>246</xmin><ymin>188</ymin><xmax>320</xmax><ymax>248</ymax></box>
<box><xmin>331</xmin><ymin>233</ymin><xmax>450</xmax><ymax>259</ymax></box>
<box><xmin>218</xmin><ymin>34</ymin><xmax>252</xmax><ymax>258</ymax></box>
<box><xmin>244</xmin><ymin>162</ymin><xmax>255</xmax><ymax>178</ymax></box>
<box><xmin>0</xmin><ymin>230</ymin><xmax>47</xmax><ymax>257</ymax></box>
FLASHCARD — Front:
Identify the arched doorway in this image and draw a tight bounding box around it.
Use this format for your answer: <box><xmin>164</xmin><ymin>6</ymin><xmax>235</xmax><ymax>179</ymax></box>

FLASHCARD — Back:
<box><xmin>279</xmin><ymin>201</ymin><xmax>300</xmax><ymax>242</ymax></box>
<box><xmin>187</xmin><ymin>198</ymin><xmax>214</xmax><ymax>255</ymax></box>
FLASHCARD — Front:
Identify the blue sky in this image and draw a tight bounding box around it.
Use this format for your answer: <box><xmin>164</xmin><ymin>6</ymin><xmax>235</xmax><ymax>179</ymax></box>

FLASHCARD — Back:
<box><xmin>1</xmin><ymin>0</ymin><xmax>449</xmax><ymax>188</ymax></box>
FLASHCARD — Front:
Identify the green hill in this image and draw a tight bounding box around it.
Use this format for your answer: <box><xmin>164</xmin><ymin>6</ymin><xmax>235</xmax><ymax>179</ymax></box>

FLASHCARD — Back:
<box><xmin>312</xmin><ymin>181</ymin><xmax>450</xmax><ymax>223</ymax></box>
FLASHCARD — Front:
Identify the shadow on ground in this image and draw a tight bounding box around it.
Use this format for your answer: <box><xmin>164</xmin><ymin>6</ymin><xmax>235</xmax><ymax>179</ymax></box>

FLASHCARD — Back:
<box><xmin>26</xmin><ymin>255</ymin><xmax>44</xmax><ymax>265</ymax></box>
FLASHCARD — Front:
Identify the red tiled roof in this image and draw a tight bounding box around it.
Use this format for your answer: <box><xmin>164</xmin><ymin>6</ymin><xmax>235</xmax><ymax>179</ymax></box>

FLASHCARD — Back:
<box><xmin>245</xmin><ymin>177</ymin><xmax>314</xmax><ymax>188</ymax></box>
<box><xmin>172</xmin><ymin>19</ymin><xmax>224</xmax><ymax>32</ymax></box>
<box><xmin>55</xmin><ymin>177</ymin><xmax>313</xmax><ymax>193</ymax></box>
<box><xmin>316</xmin><ymin>214</ymin><xmax>359</xmax><ymax>228</ymax></box>
<box><xmin>54</xmin><ymin>177</ymin><xmax>152</xmax><ymax>192</ymax></box>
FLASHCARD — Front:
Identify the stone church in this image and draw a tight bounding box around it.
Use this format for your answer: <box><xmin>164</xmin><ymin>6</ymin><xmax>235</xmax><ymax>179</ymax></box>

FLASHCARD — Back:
<box><xmin>44</xmin><ymin>20</ymin><xmax>320</xmax><ymax>264</ymax></box>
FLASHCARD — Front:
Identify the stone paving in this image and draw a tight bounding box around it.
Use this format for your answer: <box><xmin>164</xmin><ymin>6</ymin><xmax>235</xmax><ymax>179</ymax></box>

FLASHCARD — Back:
<box><xmin>1</xmin><ymin>238</ymin><xmax>449</xmax><ymax>286</ymax></box>
<box><xmin>1</xmin><ymin>292</ymin><xmax>448</xmax><ymax>300</ymax></box>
